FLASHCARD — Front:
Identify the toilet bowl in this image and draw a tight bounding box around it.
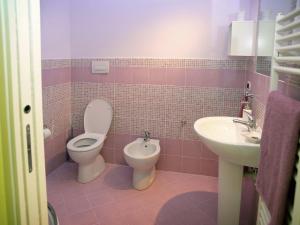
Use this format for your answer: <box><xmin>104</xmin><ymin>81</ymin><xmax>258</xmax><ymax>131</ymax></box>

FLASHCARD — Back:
<box><xmin>123</xmin><ymin>138</ymin><xmax>160</xmax><ymax>190</ymax></box>
<box><xmin>67</xmin><ymin>99</ymin><xmax>112</xmax><ymax>183</ymax></box>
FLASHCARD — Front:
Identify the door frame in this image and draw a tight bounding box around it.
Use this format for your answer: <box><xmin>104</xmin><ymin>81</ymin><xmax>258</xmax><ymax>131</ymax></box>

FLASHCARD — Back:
<box><xmin>0</xmin><ymin>0</ymin><xmax>48</xmax><ymax>224</ymax></box>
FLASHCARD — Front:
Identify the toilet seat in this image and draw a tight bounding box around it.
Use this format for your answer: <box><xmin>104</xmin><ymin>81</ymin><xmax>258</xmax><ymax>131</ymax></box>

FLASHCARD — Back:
<box><xmin>84</xmin><ymin>99</ymin><xmax>112</xmax><ymax>134</ymax></box>
<box><xmin>67</xmin><ymin>133</ymin><xmax>105</xmax><ymax>152</ymax></box>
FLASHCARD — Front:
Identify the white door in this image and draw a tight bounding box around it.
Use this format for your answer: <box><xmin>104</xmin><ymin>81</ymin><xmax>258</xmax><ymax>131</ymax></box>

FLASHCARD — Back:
<box><xmin>0</xmin><ymin>0</ymin><xmax>48</xmax><ymax>224</ymax></box>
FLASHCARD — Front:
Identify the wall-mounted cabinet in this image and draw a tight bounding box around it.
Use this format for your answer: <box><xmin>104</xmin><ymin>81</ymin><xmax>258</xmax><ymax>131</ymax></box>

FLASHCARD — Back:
<box><xmin>257</xmin><ymin>21</ymin><xmax>275</xmax><ymax>56</ymax></box>
<box><xmin>228</xmin><ymin>21</ymin><xmax>256</xmax><ymax>56</ymax></box>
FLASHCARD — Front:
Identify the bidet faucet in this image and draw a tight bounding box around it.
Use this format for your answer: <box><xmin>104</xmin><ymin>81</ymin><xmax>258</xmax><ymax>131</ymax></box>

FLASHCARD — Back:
<box><xmin>143</xmin><ymin>130</ymin><xmax>151</xmax><ymax>142</ymax></box>
<box><xmin>233</xmin><ymin>111</ymin><xmax>257</xmax><ymax>131</ymax></box>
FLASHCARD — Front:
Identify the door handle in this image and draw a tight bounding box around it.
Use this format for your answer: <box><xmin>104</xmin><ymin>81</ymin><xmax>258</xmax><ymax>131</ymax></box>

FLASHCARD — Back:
<box><xmin>26</xmin><ymin>124</ymin><xmax>33</xmax><ymax>173</ymax></box>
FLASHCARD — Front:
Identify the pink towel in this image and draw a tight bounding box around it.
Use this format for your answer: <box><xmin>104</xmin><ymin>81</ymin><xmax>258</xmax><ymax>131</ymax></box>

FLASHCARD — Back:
<box><xmin>256</xmin><ymin>91</ymin><xmax>300</xmax><ymax>225</ymax></box>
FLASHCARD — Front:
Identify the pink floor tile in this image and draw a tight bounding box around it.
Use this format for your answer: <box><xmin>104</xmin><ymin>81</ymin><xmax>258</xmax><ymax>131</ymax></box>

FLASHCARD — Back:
<box><xmin>47</xmin><ymin>162</ymin><xmax>219</xmax><ymax>225</ymax></box>
<box><xmin>68</xmin><ymin>210</ymin><xmax>98</xmax><ymax>225</ymax></box>
<box><xmin>64</xmin><ymin>195</ymin><xmax>92</xmax><ymax>215</ymax></box>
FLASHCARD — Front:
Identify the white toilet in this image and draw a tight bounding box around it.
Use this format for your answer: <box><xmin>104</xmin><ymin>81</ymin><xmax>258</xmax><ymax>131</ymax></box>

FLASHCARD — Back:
<box><xmin>123</xmin><ymin>138</ymin><xmax>160</xmax><ymax>190</ymax></box>
<box><xmin>67</xmin><ymin>99</ymin><xmax>112</xmax><ymax>183</ymax></box>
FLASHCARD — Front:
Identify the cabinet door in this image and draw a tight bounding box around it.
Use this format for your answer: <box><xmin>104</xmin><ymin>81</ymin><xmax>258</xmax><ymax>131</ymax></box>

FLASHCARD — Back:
<box><xmin>229</xmin><ymin>21</ymin><xmax>255</xmax><ymax>56</ymax></box>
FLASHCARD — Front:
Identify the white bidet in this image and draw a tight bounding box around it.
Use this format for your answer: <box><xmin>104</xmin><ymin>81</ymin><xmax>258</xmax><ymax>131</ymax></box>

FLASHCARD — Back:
<box><xmin>123</xmin><ymin>138</ymin><xmax>160</xmax><ymax>190</ymax></box>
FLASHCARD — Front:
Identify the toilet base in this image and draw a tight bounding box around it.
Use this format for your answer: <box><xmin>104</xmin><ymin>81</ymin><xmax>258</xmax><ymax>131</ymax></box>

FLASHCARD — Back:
<box><xmin>133</xmin><ymin>166</ymin><xmax>156</xmax><ymax>190</ymax></box>
<box><xmin>77</xmin><ymin>155</ymin><xmax>105</xmax><ymax>183</ymax></box>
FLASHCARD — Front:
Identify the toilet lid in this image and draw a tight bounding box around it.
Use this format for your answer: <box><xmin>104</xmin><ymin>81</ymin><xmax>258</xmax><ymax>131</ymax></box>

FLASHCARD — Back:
<box><xmin>84</xmin><ymin>99</ymin><xmax>113</xmax><ymax>134</ymax></box>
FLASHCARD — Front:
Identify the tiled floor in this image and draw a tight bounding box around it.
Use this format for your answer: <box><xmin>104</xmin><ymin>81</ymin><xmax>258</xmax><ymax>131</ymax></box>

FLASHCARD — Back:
<box><xmin>47</xmin><ymin>162</ymin><xmax>218</xmax><ymax>225</ymax></box>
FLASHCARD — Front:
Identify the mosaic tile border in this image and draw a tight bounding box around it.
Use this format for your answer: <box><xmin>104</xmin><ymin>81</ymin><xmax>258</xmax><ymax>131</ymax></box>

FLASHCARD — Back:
<box><xmin>42</xmin><ymin>59</ymin><xmax>71</xmax><ymax>69</ymax></box>
<box><xmin>42</xmin><ymin>82</ymin><xmax>72</xmax><ymax>138</ymax></box>
<box><xmin>256</xmin><ymin>56</ymin><xmax>271</xmax><ymax>76</ymax></box>
<box><xmin>42</xmin><ymin>58</ymin><xmax>249</xmax><ymax>70</ymax></box>
<box><xmin>252</xmin><ymin>98</ymin><xmax>266</xmax><ymax>128</ymax></box>
<box><xmin>71</xmin><ymin>58</ymin><xmax>249</xmax><ymax>70</ymax></box>
<box><xmin>71</xmin><ymin>82</ymin><xmax>243</xmax><ymax>141</ymax></box>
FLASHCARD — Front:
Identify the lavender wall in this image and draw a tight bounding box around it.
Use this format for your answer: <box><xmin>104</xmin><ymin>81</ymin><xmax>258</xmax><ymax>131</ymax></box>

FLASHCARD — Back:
<box><xmin>259</xmin><ymin>0</ymin><xmax>295</xmax><ymax>19</ymax></box>
<box><xmin>68</xmin><ymin>0</ymin><xmax>254</xmax><ymax>58</ymax></box>
<box><xmin>40</xmin><ymin>0</ymin><xmax>258</xmax><ymax>59</ymax></box>
<box><xmin>40</xmin><ymin>0</ymin><xmax>71</xmax><ymax>59</ymax></box>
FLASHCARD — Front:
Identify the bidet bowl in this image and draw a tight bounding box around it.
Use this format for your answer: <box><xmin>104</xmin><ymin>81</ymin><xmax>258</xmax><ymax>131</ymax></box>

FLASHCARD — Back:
<box><xmin>123</xmin><ymin>138</ymin><xmax>160</xmax><ymax>190</ymax></box>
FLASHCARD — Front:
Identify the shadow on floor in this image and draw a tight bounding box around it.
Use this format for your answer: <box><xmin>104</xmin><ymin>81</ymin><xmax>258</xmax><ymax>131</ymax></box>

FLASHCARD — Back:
<box><xmin>154</xmin><ymin>191</ymin><xmax>218</xmax><ymax>225</ymax></box>
<box><xmin>103</xmin><ymin>165</ymin><xmax>134</xmax><ymax>190</ymax></box>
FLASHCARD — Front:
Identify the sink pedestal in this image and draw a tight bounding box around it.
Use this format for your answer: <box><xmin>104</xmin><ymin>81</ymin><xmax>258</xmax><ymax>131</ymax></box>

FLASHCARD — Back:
<box><xmin>218</xmin><ymin>159</ymin><xmax>243</xmax><ymax>225</ymax></box>
<box><xmin>194</xmin><ymin>117</ymin><xmax>260</xmax><ymax>225</ymax></box>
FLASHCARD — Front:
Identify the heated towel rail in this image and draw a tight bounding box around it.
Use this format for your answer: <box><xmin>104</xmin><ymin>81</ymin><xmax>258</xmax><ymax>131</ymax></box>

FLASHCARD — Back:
<box><xmin>256</xmin><ymin>8</ymin><xmax>300</xmax><ymax>225</ymax></box>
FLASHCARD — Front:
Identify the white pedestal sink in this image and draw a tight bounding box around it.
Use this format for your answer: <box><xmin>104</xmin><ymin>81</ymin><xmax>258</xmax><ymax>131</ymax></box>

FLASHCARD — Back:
<box><xmin>194</xmin><ymin>117</ymin><xmax>260</xmax><ymax>225</ymax></box>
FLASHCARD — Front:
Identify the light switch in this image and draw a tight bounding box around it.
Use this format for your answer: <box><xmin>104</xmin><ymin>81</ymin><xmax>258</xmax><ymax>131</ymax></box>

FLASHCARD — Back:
<box><xmin>92</xmin><ymin>61</ymin><xmax>109</xmax><ymax>74</ymax></box>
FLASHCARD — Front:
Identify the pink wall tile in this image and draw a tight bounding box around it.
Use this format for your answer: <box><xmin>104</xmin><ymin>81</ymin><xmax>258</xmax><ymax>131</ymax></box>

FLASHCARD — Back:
<box><xmin>149</xmin><ymin>68</ymin><xmax>166</xmax><ymax>85</ymax></box>
<box><xmin>113</xmin><ymin>134</ymin><xmax>136</xmax><ymax>149</ymax></box>
<box><xmin>181</xmin><ymin>140</ymin><xmax>202</xmax><ymax>158</ymax></box>
<box><xmin>186</xmin><ymin>69</ymin><xmax>215</xmax><ymax>87</ymax></box>
<box><xmin>71</xmin><ymin>66</ymin><xmax>115</xmax><ymax>83</ymax></box>
<box><xmin>161</xmin><ymin>138</ymin><xmax>181</xmax><ymax>156</ymax></box>
<box><xmin>219</xmin><ymin>70</ymin><xmax>246</xmax><ymax>88</ymax></box>
<box><xmin>42</xmin><ymin>67</ymin><xmax>71</xmax><ymax>87</ymax></box>
<box><xmin>201</xmin><ymin>144</ymin><xmax>218</xmax><ymax>160</ymax></box>
<box><xmin>114</xmin><ymin>147</ymin><xmax>127</xmax><ymax>165</ymax></box>
<box><xmin>200</xmin><ymin>159</ymin><xmax>218</xmax><ymax>177</ymax></box>
<box><xmin>71</xmin><ymin>67</ymin><xmax>100</xmax><ymax>83</ymax></box>
<box><xmin>104</xmin><ymin>134</ymin><xmax>115</xmax><ymax>149</ymax></box>
<box><xmin>132</xmin><ymin>67</ymin><xmax>149</xmax><ymax>84</ymax></box>
<box><xmin>112</xmin><ymin>67</ymin><xmax>134</xmax><ymax>84</ymax></box>
<box><xmin>186</xmin><ymin>68</ymin><xmax>245</xmax><ymax>88</ymax></box>
<box><xmin>44</xmin><ymin>132</ymin><xmax>68</xmax><ymax>174</ymax></box>
<box><xmin>165</xmin><ymin>68</ymin><xmax>186</xmax><ymax>86</ymax></box>
<box><xmin>112</xmin><ymin>134</ymin><xmax>136</xmax><ymax>165</ymax></box>
<box><xmin>45</xmin><ymin>153</ymin><xmax>66</xmax><ymax>175</ymax></box>
<box><xmin>157</xmin><ymin>155</ymin><xmax>181</xmax><ymax>172</ymax></box>
<box><xmin>247</xmin><ymin>71</ymin><xmax>270</xmax><ymax>105</ymax></box>
<box><xmin>101</xmin><ymin>147</ymin><xmax>114</xmax><ymax>163</ymax></box>
<box><xmin>181</xmin><ymin>157</ymin><xmax>202</xmax><ymax>174</ymax></box>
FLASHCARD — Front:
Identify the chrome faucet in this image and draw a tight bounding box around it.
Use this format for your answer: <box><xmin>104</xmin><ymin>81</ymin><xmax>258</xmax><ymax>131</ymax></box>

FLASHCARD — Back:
<box><xmin>143</xmin><ymin>130</ymin><xmax>151</xmax><ymax>142</ymax></box>
<box><xmin>245</xmin><ymin>92</ymin><xmax>255</xmax><ymax>99</ymax></box>
<box><xmin>233</xmin><ymin>111</ymin><xmax>257</xmax><ymax>131</ymax></box>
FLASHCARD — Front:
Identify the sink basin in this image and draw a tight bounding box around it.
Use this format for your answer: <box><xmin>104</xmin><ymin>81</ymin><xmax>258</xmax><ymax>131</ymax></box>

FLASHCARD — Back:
<box><xmin>194</xmin><ymin>116</ymin><xmax>261</xmax><ymax>225</ymax></box>
<box><xmin>194</xmin><ymin>116</ymin><xmax>260</xmax><ymax>167</ymax></box>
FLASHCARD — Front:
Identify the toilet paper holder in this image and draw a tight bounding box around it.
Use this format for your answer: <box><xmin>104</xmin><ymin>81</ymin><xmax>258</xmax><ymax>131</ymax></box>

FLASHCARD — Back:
<box><xmin>43</xmin><ymin>125</ymin><xmax>52</xmax><ymax>139</ymax></box>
